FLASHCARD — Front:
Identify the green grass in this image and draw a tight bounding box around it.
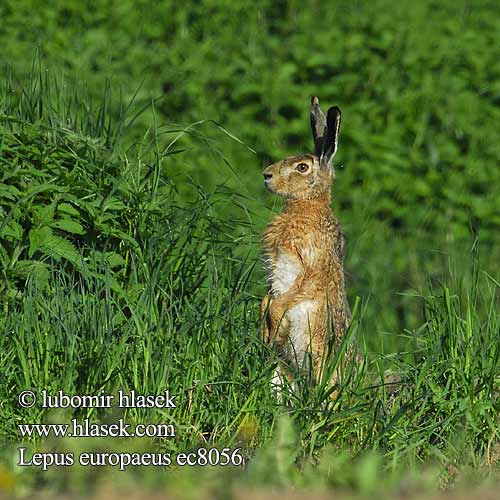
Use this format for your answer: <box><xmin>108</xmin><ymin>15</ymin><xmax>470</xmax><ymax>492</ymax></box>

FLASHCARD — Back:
<box><xmin>2</xmin><ymin>0</ymin><xmax>500</xmax><ymax>340</ymax></box>
<box><xmin>0</xmin><ymin>68</ymin><xmax>499</xmax><ymax>499</ymax></box>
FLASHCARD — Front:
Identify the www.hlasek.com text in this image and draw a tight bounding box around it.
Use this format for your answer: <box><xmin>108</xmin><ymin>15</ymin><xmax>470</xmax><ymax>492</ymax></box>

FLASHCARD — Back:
<box><xmin>18</xmin><ymin>418</ymin><xmax>175</xmax><ymax>439</ymax></box>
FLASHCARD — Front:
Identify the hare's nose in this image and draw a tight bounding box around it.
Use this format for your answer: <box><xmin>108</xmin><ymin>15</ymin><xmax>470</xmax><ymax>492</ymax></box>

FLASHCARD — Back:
<box><xmin>263</xmin><ymin>172</ymin><xmax>273</xmax><ymax>181</ymax></box>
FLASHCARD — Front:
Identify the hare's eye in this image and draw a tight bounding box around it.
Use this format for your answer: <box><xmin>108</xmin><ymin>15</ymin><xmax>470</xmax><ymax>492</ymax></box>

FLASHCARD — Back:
<box><xmin>296</xmin><ymin>163</ymin><xmax>309</xmax><ymax>173</ymax></box>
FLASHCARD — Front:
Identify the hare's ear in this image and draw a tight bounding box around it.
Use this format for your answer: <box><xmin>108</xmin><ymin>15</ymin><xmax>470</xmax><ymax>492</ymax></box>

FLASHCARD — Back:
<box><xmin>310</xmin><ymin>96</ymin><xmax>327</xmax><ymax>156</ymax></box>
<box><xmin>320</xmin><ymin>106</ymin><xmax>341</xmax><ymax>169</ymax></box>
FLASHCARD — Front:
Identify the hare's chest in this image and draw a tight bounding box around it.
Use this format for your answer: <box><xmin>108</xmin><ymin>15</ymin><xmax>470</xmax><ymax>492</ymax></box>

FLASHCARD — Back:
<box><xmin>266</xmin><ymin>251</ymin><xmax>301</xmax><ymax>297</ymax></box>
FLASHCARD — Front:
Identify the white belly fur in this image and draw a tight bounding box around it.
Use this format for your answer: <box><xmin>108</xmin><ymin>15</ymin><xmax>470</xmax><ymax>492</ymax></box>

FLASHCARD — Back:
<box><xmin>286</xmin><ymin>300</ymin><xmax>318</xmax><ymax>365</ymax></box>
<box><xmin>268</xmin><ymin>252</ymin><xmax>318</xmax><ymax>365</ymax></box>
<box><xmin>270</xmin><ymin>252</ymin><xmax>301</xmax><ymax>296</ymax></box>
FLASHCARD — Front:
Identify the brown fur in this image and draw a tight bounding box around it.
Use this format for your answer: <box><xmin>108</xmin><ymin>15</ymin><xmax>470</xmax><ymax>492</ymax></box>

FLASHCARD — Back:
<box><xmin>261</xmin><ymin>109</ymin><xmax>352</xmax><ymax>387</ymax></box>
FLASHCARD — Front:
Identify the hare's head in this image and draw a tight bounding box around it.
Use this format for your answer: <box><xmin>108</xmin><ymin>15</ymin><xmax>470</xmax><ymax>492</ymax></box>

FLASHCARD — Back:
<box><xmin>263</xmin><ymin>97</ymin><xmax>341</xmax><ymax>200</ymax></box>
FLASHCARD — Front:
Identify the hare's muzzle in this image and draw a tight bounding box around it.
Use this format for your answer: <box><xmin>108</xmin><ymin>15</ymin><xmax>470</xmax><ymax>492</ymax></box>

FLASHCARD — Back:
<box><xmin>263</xmin><ymin>165</ymin><xmax>278</xmax><ymax>193</ymax></box>
<box><xmin>263</xmin><ymin>171</ymin><xmax>274</xmax><ymax>192</ymax></box>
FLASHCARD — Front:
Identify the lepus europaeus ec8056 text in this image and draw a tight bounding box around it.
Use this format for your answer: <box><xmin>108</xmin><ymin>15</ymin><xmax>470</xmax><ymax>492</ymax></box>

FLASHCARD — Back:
<box><xmin>261</xmin><ymin>96</ymin><xmax>352</xmax><ymax>388</ymax></box>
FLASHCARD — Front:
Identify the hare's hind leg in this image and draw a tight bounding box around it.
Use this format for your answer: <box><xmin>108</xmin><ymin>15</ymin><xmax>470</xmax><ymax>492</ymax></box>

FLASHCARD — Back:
<box><xmin>308</xmin><ymin>322</ymin><xmax>342</xmax><ymax>399</ymax></box>
<box><xmin>311</xmin><ymin>356</ymin><xmax>341</xmax><ymax>402</ymax></box>
<box><xmin>271</xmin><ymin>365</ymin><xmax>285</xmax><ymax>400</ymax></box>
<box><xmin>270</xmin><ymin>364</ymin><xmax>295</xmax><ymax>403</ymax></box>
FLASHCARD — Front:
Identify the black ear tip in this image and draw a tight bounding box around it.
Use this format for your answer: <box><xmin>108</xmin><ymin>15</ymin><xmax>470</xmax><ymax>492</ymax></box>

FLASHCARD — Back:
<box><xmin>327</xmin><ymin>106</ymin><xmax>341</xmax><ymax>117</ymax></box>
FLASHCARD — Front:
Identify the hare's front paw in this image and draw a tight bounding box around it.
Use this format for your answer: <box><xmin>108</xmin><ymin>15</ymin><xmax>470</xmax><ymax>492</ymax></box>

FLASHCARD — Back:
<box><xmin>268</xmin><ymin>300</ymin><xmax>290</xmax><ymax>345</ymax></box>
<box><xmin>261</xmin><ymin>293</ymin><xmax>272</xmax><ymax>343</ymax></box>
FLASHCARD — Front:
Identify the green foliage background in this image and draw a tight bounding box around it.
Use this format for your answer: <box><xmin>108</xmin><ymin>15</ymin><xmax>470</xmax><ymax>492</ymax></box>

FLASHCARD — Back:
<box><xmin>0</xmin><ymin>1</ymin><xmax>499</xmax><ymax>498</ymax></box>
<box><xmin>2</xmin><ymin>0</ymin><xmax>498</xmax><ymax>337</ymax></box>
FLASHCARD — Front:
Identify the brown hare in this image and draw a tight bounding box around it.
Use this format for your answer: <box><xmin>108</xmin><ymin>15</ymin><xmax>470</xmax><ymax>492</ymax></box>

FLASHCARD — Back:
<box><xmin>261</xmin><ymin>96</ymin><xmax>352</xmax><ymax>391</ymax></box>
